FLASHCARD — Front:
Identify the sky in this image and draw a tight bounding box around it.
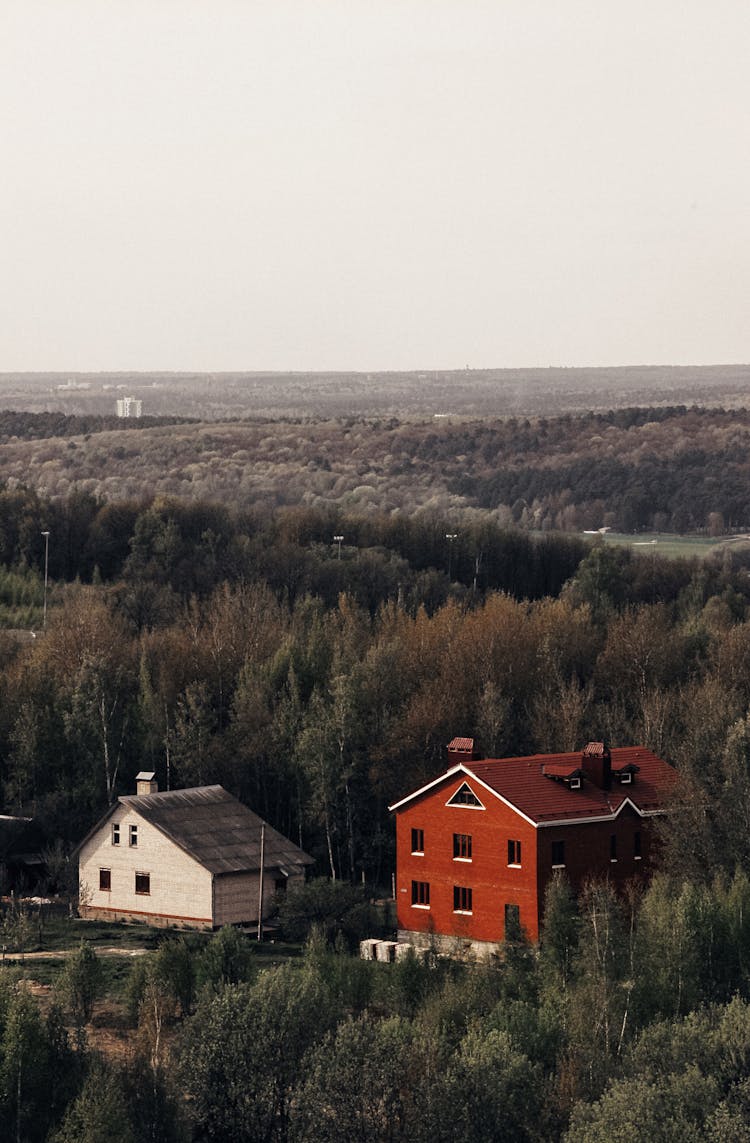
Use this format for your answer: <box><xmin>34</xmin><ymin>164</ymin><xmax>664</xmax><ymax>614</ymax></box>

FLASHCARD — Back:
<box><xmin>1</xmin><ymin>1</ymin><xmax>749</xmax><ymax>373</ymax></box>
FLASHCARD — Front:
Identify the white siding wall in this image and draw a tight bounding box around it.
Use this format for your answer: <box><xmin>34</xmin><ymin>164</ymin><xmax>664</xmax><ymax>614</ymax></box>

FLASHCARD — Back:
<box><xmin>214</xmin><ymin>869</ymin><xmax>307</xmax><ymax>927</ymax></box>
<box><xmin>79</xmin><ymin>803</ymin><xmax>214</xmax><ymax>927</ymax></box>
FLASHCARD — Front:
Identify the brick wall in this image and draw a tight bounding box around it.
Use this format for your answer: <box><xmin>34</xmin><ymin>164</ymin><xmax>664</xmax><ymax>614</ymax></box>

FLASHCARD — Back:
<box><xmin>79</xmin><ymin>804</ymin><xmax>213</xmax><ymax>927</ymax></box>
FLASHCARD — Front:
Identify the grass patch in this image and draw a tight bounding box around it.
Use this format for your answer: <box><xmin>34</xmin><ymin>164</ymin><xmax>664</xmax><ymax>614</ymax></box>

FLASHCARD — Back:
<box><xmin>602</xmin><ymin>532</ymin><xmax>728</xmax><ymax>560</ymax></box>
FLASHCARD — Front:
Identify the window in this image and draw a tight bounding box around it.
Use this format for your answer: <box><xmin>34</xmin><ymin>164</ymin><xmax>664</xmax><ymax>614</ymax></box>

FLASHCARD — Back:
<box><xmin>610</xmin><ymin>835</ymin><xmax>617</xmax><ymax>862</ymax></box>
<box><xmin>453</xmin><ymin>885</ymin><xmax>473</xmax><ymax>913</ymax></box>
<box><xmin>99</xmin><ymin>869</ymin><xmax>111</xmax><ymax>891</ymax></box>
<box><xmin>411</xmin><ymin>880</ymin><xmax>430</xmax><ymax>907</ymax></box>
<box><xmin>569</xmin><ymin>776</ymin><xmax>582</xmax><ymax>790</ymax></box>
<box><xmin>447</xmin><ymin>783</ymin><xmax>484</xmax><ymax>808</ymax></box>
<box><xmin>111</xmin><ymin>823</ymin><xmax>120</xmax><ymax>846</ymax></box>
<box><xmin>129</xmin><ymin>824</ymin><xmax>138</xmax><ymax>847</ymax></box>
<box><xmin>504</xmin><ymin>903</ymin><xmax>521</xmax><ymax>941</ymax></box>
<box><xmin>634</xmin><ymin>831</ymin><xmax>642</xmax><ymax>860</ymax></box>
<box><xmin>507</xmin><ymin>839</ymin><xmax>522</xmax><ymax>866</ymax></box>
<box><xmin>453</xmin><ymin>833</ymin><xmax>472</xmax><ymax>860</ymax></box>
<box><xmin>620</xmin><ymin>770</ymin><xmax>632</xmax><ymax>784</ymax></box>
<box><xmin>411</xmin><ymin>828</ymin><xmax>424</xmax><ymax>854</ymax></box>
<box><xmin>135</xmin><ymin>872</ymin><xmax>150</xmax><ymax>895</ymax></box>
<box><xmin>551</xmin><ymin>840</ymin><xmax>565</xmax><ymax>867</ymax></box>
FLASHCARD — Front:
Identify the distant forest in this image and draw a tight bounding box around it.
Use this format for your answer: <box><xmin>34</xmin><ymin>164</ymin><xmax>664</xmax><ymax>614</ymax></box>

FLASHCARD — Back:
<box><xmin>1</xmin><ymin>405</ymin><xmax>750</xmax><ymax>533</ymax></box>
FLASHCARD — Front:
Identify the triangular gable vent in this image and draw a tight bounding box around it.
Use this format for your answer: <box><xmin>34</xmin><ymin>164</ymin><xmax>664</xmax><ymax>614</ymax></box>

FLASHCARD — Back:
<box><xmin>447</xmin><ymin>782</ymin><xmax>485</xmax><ymax>809</ymax></box>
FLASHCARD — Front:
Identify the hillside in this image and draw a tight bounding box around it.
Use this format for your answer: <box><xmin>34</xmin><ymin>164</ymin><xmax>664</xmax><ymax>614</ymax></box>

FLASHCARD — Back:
<box><xmin>2</xmin><ymin>405</ymin><xmax>750</xmax><ymax>534</ymax></box>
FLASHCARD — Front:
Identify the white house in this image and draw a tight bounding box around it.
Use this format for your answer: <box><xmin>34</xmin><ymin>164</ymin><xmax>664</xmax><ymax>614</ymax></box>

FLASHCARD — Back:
<box><xmin>77</xmin><ymin>774</ymin><xmax>313</xmax><ymax>929</ymax></box>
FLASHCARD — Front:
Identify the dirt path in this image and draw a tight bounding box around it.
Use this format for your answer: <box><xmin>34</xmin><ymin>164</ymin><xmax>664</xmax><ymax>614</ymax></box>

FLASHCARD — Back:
<box><xmin>2</xmin><ymin>945</ymin><xmax>150</xmax><ymax>962</ymax></box>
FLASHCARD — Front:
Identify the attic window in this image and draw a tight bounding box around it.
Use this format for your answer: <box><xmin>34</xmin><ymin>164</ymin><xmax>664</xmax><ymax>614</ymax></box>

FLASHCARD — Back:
<box><xmin>447</xmin><ymin>783</ymin><xmax>484</xmax><ymax>809</ymax></box>
<box><xmin>619</xmin><ymin>771</ymin><xmax>633</xmax><ymax>785</ymax></box>
<box><xmin>129</xmin><ymin>825</ymin><xmax>138</xmax><ymax>847</ymax></box>
<box><xmin>568</xmin><ymin>777</ymin><xmax>582</xmax><ymax>790</ymax></box>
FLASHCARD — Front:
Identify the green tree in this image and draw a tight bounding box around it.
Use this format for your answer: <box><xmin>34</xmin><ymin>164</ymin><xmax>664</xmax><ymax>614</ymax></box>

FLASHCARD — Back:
<box><xmin>196</xmin><ymin>925</ymin><xmax>253</xmax><ymax>992</ymax></box>
<box><xmin>180</xmin><ymin>962</ymin><xmax>340</xmax><ymax>1143</ymax></box>
<box><xmin>430</xmin><ymin>1025</ymin><xmax>549</xmax><ymax>1143</ymax></box>
<box><xmin>56</xmin><ymin>941</ymin><xmax>102</xmax><ymax>1035</ymax></box>
<box><xmin>291</xmin><ymin>1013</ymin><xmax>421</xmax><ymax>1143</ymax></box>
<box><xmin>51</xmin><ymin>1060</ymin><xmax>137</xmax><ymax>1143</ymax></box>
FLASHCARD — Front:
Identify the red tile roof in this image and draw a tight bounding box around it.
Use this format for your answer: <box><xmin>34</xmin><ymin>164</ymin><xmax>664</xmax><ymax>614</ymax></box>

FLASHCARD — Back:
<box><xmin>390</xmin><ymin>746</ymin><xmax>677</xmax><ymax>824</ymax></box>
<box><xmin>469</xmin><ymin>747</ymin><xmax>676</xmax><ymax>824</ymax></box>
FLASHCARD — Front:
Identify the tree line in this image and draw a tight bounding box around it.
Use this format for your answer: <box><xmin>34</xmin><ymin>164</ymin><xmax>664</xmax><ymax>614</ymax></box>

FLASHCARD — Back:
<box><xmin>1</xmin><ymin>494</ymin><xmax>750</xmax><ymax>881</ymax></box>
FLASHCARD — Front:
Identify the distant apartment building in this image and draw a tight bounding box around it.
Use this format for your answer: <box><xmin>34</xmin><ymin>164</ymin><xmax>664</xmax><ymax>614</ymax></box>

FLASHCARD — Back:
<box><xmin>116</xmin><ymin>396</ymin><xmax>142</xmax><ymax>418</ymax></box>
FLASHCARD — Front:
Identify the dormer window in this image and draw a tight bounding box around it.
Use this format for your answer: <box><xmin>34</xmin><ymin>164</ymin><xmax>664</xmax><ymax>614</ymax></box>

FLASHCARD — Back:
<box><xmin>619</xmin><ymin>771</ymin><xmax>632</xmax><ymax>785</ymax></box>
<box><xmin>569</xmin><ymin>776</ymin><xmax>581</xmax><ymax>790</ymax></box>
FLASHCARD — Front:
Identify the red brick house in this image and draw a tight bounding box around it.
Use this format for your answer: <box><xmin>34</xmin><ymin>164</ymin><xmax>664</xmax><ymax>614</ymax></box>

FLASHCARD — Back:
<box><xmin>390</xmin><ymin>739</ymin><xmax>677</xmax><ymax>951</ymax></box>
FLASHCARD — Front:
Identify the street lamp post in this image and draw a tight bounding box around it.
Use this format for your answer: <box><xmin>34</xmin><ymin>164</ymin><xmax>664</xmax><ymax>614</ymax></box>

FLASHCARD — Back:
<box><xmin>41</xmin><ymin>531</ymin><xmax>50</xmax><ymax>628</ymax></box>
<box><xmin>445</xmin><ymin>533</ymin><xmax>458</xmax><ymax>580</ymax></box>
<box><xmin>333</xmin><ymin>534</ymin><xmax>344</xmax><ymax>560</ymax></box>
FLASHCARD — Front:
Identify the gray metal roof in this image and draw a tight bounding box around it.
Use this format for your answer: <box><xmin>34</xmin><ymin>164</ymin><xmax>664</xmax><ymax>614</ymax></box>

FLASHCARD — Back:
<box><xmin>119</xmin><ymin>785</ymin><xmax>314</xmax><ymax>876</ymax></box>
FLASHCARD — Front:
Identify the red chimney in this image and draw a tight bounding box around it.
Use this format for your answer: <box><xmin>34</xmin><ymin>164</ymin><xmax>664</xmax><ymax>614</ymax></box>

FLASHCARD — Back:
<box><xmin>447</xmin><ymin>737</ymin><xmax>477</xmax><ymax>762</ymax></box>
<box><xmin>581</xmin><ymin>742</ymin><xmax>612</xmax><ymax>790</ymax></box>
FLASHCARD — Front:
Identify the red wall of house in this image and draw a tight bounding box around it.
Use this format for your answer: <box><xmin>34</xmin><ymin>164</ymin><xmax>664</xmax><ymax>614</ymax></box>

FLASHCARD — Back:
<box><xmin>395</xmin><ymin>775</ymin><xmax>541</xmax><ymax>943</ymax></box>
<box><xmin>396</xmin><ymin>779</ymin><xmax>660</xmax><ymax>945</ymax></box>
<box><xmin>536</xmin><ymin>805</ymin><xmax>656</xmax><ymax>917</ymax></box>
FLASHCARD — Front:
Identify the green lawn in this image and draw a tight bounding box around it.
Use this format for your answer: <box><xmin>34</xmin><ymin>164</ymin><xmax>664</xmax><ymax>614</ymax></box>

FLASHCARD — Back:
<box><xmin>600</xmin><ymin>532</ymin><xmax>734</xmax><ymax>560</ymax></box>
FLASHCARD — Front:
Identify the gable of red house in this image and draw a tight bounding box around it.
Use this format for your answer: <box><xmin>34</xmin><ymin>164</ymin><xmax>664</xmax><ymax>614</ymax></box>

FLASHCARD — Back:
<box><xmin>390</xmin><ymin>740</ymin><xmax>677</xmax><ymax>949</ymax></box>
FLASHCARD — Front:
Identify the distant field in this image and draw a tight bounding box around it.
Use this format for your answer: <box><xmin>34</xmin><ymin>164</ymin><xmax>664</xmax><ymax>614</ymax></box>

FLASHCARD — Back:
<box><xmin>600</xmin><ymin>532</ymin><xmax>736</xmax><ymax>560</ymax></box>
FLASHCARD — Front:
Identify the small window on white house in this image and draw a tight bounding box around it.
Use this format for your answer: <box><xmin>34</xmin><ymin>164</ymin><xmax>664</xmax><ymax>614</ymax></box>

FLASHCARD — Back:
<box><xmin>135</xmin><ymin>872</ymin><xmax>150</xmax><ymax>895</ymax></box>
<box><xmin>99</xmin><ymin>869</ymin><xmax>111</xmax><ymax>891</ymax></box>
<box><xmin>129</xmin><ymin>824</ymin><xmax>138</xmax><ymax>847</ymax></box>
<box><xmin>112</xmin><ymin>823</ymin><xmax>120</xmax><ymax>846</ymax></box>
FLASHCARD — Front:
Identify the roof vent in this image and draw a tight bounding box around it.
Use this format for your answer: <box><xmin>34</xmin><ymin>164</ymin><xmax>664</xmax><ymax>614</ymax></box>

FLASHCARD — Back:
<box><xmin>135</xmin><ymin>771</ymin><xmax>158</xmax><ymax>797</ymax></box>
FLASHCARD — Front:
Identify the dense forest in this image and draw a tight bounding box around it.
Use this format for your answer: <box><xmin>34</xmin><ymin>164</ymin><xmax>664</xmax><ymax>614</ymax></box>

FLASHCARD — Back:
<box><xmin>4</xmin><ymin>405</ymin><xmax>750</xmax><ymax>1138</ymax></box>
<box><xmin>2</xmin><ymin>406</ymin><xmax>750</xmax><ymax>531</ymax></box>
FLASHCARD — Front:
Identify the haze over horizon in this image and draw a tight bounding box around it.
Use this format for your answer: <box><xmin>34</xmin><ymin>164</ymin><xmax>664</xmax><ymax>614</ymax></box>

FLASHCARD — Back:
<box><xmin>3</xmin><ymin>2</ymin><xmax>749</xmax><ymax>375</ymax></box>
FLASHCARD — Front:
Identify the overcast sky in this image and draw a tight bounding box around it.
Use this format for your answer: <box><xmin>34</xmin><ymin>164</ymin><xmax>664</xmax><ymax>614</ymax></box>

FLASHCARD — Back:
<box><xmin>2</xmin><ymin>1</ymin><xmax>749</xmax><ymax>372</ymax></box>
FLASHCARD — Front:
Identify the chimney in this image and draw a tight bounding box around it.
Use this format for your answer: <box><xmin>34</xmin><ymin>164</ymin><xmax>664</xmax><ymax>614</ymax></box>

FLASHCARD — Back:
<box><xmin>447</xmin><ymin>737</ymin><xmax>477</xmax><ymax>762</ymax></box>
<box><xmin>581</xmin><ymin>742</ymin><xmax>611</xmax><ymax>790</ymax></box>
<box><xmin>135</xmin><ymin>771</ymin><xmax>158</xmax><ymax>796</ymax></box>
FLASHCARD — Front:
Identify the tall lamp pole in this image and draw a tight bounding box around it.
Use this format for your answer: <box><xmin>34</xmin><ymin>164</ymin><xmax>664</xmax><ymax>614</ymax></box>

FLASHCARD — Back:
<box><xmin>445</xmin><ymin>533</ymin><xmax>458</xmax><ymax>580</ymax></box>
<box><xmin>333</xmin><ymin>534</ymin><xmax>344</xmax><ymax>560</ymax></box>
<box><xmin>41</xmin><ymin>531</ymin><xmax>50</xmax><ymax>628</ymax></box>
